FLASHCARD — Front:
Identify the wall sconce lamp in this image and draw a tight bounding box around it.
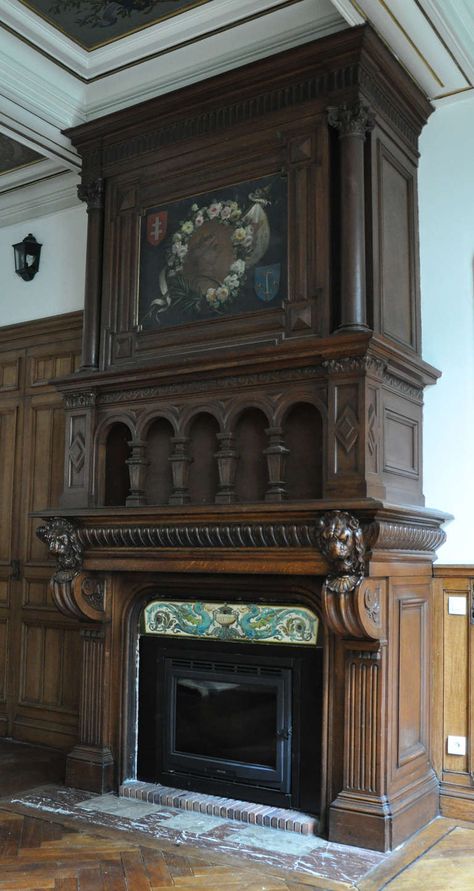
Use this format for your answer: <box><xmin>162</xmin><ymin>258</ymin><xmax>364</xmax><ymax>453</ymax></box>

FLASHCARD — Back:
<box><xmin>12</xmin><ymin>233</ymin><xmax>42</xmax><ymax>281</ymax></box>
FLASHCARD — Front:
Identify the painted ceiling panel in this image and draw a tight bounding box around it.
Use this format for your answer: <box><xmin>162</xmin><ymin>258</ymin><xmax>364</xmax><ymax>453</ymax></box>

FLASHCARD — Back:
<box><xmin>18</xmin><ymin>0</ymin><xmax>211</xmax><ymax>50</ymax></box>
<box><xmin>0</xmin><ymin>134</ymin><xmax>43</xmax><ymax>175</ymax></box>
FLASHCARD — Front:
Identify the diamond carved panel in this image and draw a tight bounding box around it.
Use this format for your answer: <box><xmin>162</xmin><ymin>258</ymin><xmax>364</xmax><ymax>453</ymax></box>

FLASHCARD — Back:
<box><xmin>69</xmin><ymin>431</ymin><xmax>85</xmax><ymax>473</ymax></box>
<box><xmin>336</xmin><ymin>405</ymin><xmax>359</xmax><ymax>453</ymax></box>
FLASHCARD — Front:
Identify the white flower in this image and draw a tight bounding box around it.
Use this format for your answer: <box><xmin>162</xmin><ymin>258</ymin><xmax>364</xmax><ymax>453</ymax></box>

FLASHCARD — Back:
<box><xmin>232</xmin><ymin>227</ymin><xmax>247</xmax><ymax>243</ymax></box>
<box><xmin>220</xmin><ymin>205</ymin><xmax>232</xmax><ymax>220</ymax></box>
<box><xmin>208</xmin><ymin>202</ymin><xmax>222</xmax><ymax>218</ymax></box>
<box><xmin>171</xmin><ymin>242</ymin><xmax>187</xmax><ymax>260</ymax></box>
<box><xmin>206</xmin><ymin>287</ymin><xmax>218</xmax><ymax>306</ymax></box>
<box><xmin>224</xmin><ymin>273</ymin><xmax>240</xmax><ymax>290</ymax></box>
<box><xmin>194</xmin><ymin>212</ymin><xmax>204</xmax><ymax>227</ymax></box>
<box><xmin>172</xmin><ymin>232</ymin><xmax>182</xmax><ymax>243</ymax></box>
<box><xmin>215</xmin><ymin>286</ymin><xmax>229</xmax><ymax>304</ymax></box>
<box><xmin>181</xmin><ymin>220</ymin><xmax>194</xmax><ymax>235</ymax></box>
<box><xmin>230</xmin><ymin>207</ymin><xmax>241</xmax><ymax>221</ymax></box>
<box><xmin>231</xmin><ymin>259</ymin><xmax>245</xmax><ymax>275</ymax></box>
<box><xmin>191</xmin><ymin>203</ymin><xmax>199</xmax><ymax>212</ymax></box>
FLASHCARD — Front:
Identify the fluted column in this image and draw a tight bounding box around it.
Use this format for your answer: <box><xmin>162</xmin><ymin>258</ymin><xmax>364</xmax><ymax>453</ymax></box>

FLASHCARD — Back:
<box><xmin>77</xmin><ymin>178</ymin><xmax>105</xmax><ymax>370</ymax></box>
<box><xmin>65</xmin><ymin>627</ymin><xmax>114</xmax><ymax>793</ymax></box>
<box><xmin>328</xmin><ymin>103</ymin><xmax>374</xmax><ymax>333</ymax></box>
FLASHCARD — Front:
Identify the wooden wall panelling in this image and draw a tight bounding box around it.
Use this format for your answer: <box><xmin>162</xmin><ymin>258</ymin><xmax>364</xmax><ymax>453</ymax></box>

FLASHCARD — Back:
<box><xmin>368</xmin><ymin>122</ymin><xmax>421</xmax><ymax>353</ymax></box>
<box><xmin>0</xmin><ymin>313</ymin><xmax>83</xmax><ymax>750</ymax></box>
<box><xmin>432</xmin><ymin>569</ymin><xmax>474</xmax><ymax>821</ymax></box>
<box><xmin>0</xmin><ymin>380</ymin><xmax>24</xmax><ymax>738</ymax></box>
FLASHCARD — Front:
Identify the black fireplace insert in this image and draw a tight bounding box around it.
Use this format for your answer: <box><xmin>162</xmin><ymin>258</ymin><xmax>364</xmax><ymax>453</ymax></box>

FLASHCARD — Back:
<box><xmin>137</xmin><ymin>636</ymin><xmax>322</xmax><ymax>811</ymax></box>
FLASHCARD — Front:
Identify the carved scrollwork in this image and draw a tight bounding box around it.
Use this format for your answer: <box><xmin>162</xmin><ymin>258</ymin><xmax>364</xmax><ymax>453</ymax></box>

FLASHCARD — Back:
<box><xmin>36</xmin><ymin>519</ymin><xmax>102</xmax><ymax>622</ymax></box>
<box><xmin>64</xmin><ymin>390</ymin><xmax>97</xmax><ymax>409</ymax></box>
<box><xmin>81</xmin><ymin>576</ymin><xmax>105</xmax><ymax>613</ymax></box>
<box><xmin>317</xmin><ymin>511</ymin><xmax>383</xmax><ymax>641</ymax></box>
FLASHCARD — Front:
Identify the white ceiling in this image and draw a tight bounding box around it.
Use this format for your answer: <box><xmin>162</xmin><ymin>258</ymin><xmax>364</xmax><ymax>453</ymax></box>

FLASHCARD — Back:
<box><xmin>0</xmin><ymin>0</ymin><xmax>473</xmax><ymax>221</ymax></box>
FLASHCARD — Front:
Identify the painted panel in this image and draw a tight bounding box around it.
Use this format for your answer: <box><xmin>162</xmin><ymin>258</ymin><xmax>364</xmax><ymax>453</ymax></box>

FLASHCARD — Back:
<box><xmin>143</xmin><ymin>601</ymin><xmax>318</xmax><ymax>645</ymax></box>
<box><xmin>18</xmin><ymin>0</ymin><xmax>211</xmax><ymax>50</ymax></box>
<box><xmin>138</xmin><ymin>174</ymin><xmax>287</xmax><ymax>331</ymax></box>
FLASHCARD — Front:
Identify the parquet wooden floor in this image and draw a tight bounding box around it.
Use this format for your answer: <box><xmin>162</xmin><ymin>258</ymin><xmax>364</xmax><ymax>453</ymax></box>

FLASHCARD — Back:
<box><xmin>0</xmin><ymin>810</ymin><xmax>319</xmax><ymax>891</ymax></box>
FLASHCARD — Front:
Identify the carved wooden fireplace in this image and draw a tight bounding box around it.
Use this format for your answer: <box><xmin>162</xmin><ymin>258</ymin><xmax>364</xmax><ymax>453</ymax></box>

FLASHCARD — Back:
<box><xmin>36</xmin><ymin>25</ymin><xmax>447</xmax><ymax>852</ymax></box>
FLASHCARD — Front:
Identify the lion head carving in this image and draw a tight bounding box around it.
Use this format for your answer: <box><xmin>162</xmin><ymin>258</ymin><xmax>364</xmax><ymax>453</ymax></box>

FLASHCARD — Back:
<box><xmin>37</xmin><ymin>518</ymin><xmax>83</xmax><ymax>573</ymax></box>
<box><xmin>317</xmin><ymin>511</ymin><xmax>365</xmax><ymax>590</ymax></box>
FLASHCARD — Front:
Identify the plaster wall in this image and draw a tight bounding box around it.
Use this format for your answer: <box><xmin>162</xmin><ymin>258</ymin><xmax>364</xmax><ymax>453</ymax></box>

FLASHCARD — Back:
<box><xmin>419</xmin><ymin>94</ymin><xmax>474</xmax><ymax>564</ymax></box>
<box><xmin>0</xmin><ymin>204</ymin><xmax>86</xmax><ymax>326</ymax></box>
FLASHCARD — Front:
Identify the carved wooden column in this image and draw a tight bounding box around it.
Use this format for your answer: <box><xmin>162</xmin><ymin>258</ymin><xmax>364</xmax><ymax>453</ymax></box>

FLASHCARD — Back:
<box><xmin>264</xmin><ymin>427</ymin><xmax>289</xmax><ymax>502</ymax></box>
<box><xmin>36</xmin><ymin>518</ymin><xmax>114</xmax><ymax>793</ymax></box>
<box><xmin>77</xmin><ymin>178</ymin><xmax>105</xmax><ymax>371</ymax></box>
<box><xmin>66</xmin><ymin>623</ymin><xmax>114</xmax><ymax>793</ymax></box>
<box><xmin>328</xmin><ymin>104</ymin><xmax>374</xmax><ymax>333</ymax></box>
<box><xmin>126</xmin><ymin>439</ymin><xmax>148</xmax><ymax>507</ymax></box>
<box><xmin>215</xmin><ymin>433</ymin><xmax>238</xmax><ymax>504</ymax></box>
<box><xmin>169</xmin><ymin>436</ymin><xmax>192</xmax><ymax>505</ymax></box>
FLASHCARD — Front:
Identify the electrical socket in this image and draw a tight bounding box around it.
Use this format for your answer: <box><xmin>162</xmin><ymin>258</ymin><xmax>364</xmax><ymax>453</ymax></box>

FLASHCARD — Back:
<box><xmin>448</xmin><ymin>596</ymin><xmax>467</xmax><ymax>616</ymax></box>
<box><xmin>447</xmin><ymin>735</ymin><xmax>467</xmax><ymax>756</ymax></box>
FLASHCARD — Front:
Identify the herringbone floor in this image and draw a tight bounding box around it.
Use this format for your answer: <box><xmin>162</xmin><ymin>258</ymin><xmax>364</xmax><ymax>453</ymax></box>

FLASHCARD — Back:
<box><xmin>0</xmin><ymin>810</ymin><xmax>317</xmax><ymax>890</ymax></box>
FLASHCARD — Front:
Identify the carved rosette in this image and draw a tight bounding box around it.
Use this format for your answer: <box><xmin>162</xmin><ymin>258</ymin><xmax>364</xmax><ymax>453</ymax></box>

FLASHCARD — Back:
<box><xmin>317</xmin><ymin>510</ymin><xmax>383</xmax><ymax>641</ymax></box>
<box><xmin>327</xmin><ymin>103</ymin><xmax>375</xmax><ymax>139</ymax></box>
<box><xmin>77</xmin><ymin>178</ymin><xmax>104</xmax><ymax>211</ymax></box>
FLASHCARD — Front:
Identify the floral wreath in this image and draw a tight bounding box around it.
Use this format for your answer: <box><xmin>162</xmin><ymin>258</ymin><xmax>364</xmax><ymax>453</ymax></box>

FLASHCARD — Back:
<box><xmin>165</xmin><ymin>198</ymin><xmax>255</xmax><ymax>312</ymax></box>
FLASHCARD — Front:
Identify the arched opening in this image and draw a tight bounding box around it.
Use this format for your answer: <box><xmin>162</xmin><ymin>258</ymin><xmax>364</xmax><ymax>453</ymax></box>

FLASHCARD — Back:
<box><xmin>188</xmin><ymin>413</ymin><xmax>219</xmax><ymax>504</ymax></box>
<box><xmin>104</xmin><ymin>422</ymin><xmax>131</xmax><ymax>506</ymax></box>
<box><xmin>145</xmin><ymin>417</ymin><xmax>174</xmax><ymax>505</ymax></box>
<box><xmin>234</xmin><ymin>408</ymin><xmax>268</xmax><ymax>502</ymax></box>
<box><xmin>284</xmin><ymin>403</ymin><xmax>323</xmax><ymax>500</ymax></box>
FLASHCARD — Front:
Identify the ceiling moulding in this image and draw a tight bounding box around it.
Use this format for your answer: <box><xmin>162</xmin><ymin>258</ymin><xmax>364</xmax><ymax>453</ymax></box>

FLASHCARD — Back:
<box><xmin>419</xmin><ymin>0</ymin><xmax>474</xmax><ymax>87</ymax></box>
<box><xmin>0</xmin><ymin>170</ymin><xmax>81</xmax><ymax>227</ymax></box>
<box><xmin>86</xmin><ymin>1</ymin><xmax>346</xmax><ymax>120</ymax></box>
<box><xmin>0</xmin><ymin>0</ymin><xmax>343</xmax><ymax>80</ymax></box>
<box><xmin>0</xmin><ymin>157</ymin><xmax>65</xmax><ymax>192</ymax></box>
<box><xmin>0</xmin><ymin>100</ymin><xmax>81</xmax><ymax>171</ymax></box>
<box><xmin>329</xmin><ymin>0</ymin><xmax>365</xmax><ymax>27</ymax></box>
<box><xmin>0</xmin><ymin>25</ymin><xmax>85</xmax><ymax>129</ymax></box>
<box><xmin>354</xmin><ymin>0</ymin><xmax>471</xmax><ymax>100</ymax></box>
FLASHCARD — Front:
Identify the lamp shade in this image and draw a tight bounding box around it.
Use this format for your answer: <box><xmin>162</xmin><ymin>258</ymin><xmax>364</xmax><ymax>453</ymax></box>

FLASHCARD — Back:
<box><xmin>13</xmin><ymin>234</ymin><xmax>42</xmax><ymax>281</ymax></box>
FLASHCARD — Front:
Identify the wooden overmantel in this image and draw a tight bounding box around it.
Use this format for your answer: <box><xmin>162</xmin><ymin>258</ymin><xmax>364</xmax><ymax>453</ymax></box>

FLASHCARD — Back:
<box><xmin>34</xmin><ymin>25</ymin><xmax>449</xmax><ymax>852</ymax></box>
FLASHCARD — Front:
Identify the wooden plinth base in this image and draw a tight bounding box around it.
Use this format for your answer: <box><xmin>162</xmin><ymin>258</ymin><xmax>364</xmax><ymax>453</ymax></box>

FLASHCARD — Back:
<box><xmin>65</xmin><ymin>745</ymin><xmax>114</xmax><ymax>794</ymax></box>
<box><xmin>328</xmin><ymin>774</ymin><xmax>439</xmax><ymax>852</ymax></box>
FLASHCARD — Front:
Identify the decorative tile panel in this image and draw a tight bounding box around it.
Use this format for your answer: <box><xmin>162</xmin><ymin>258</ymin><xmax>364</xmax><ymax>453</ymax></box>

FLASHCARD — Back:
<box><xmin>143</xmin><ymin>601</ymin><xmax>318</xmax><ymax>646</ymax></box>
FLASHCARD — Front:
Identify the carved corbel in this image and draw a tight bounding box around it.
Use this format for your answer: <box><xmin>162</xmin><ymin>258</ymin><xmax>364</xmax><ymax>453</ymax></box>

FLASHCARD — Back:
<box><xmin>36</xmin><ymin>518</ymin><xmax>106</xmax><ymax>623</ymax></box>
<box><xmin>317</xmin><ymin>510</ymin><xmax>383</xmax><ymax>640</ymax></box>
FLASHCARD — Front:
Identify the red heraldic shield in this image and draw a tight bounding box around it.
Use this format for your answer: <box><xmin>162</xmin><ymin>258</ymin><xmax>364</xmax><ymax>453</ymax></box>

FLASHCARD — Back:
<box><xmin>147</xmin><ymin>211</ymin><xmax>168</xmax><ymax>246</ymax></box>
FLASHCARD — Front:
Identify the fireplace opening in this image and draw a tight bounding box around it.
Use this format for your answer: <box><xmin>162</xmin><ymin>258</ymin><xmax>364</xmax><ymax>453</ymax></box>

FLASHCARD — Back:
<box><xmin>136</xmin><ymin>631</ymin><xmax>323</xmax><ymax>813</ymax></box>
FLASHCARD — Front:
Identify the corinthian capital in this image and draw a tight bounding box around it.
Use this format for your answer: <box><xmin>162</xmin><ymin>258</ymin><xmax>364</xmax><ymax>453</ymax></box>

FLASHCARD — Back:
<box><xmin>77</xmin><ymin>177</ymin><xmax>104</xmax><ymax>210</ymax></box>
<box><xmin>327</xmin><ymin>103</ymin><xmax>375</xmax><ymax>139</ymax></box>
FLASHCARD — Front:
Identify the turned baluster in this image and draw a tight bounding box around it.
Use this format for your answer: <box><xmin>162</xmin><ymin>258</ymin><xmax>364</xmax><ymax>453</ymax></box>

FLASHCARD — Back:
<box><xmin>215</xmin><ymin>432</ymin><xmax>239</xmax><ymax>504</ymax></box>
<box><xmin>264</xmin><ymin>426</ymin><xmax>289</xmax><ymax>502</ymax></box>
<box><xmin>168</xmin><ymin>436</ymin><xmax>192</xmax><ymax>505</ymax></box>
<box><xmin>126</xmin><ymin>439</ymin><xmax>148</xmax><ymax>507</ymax></box>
